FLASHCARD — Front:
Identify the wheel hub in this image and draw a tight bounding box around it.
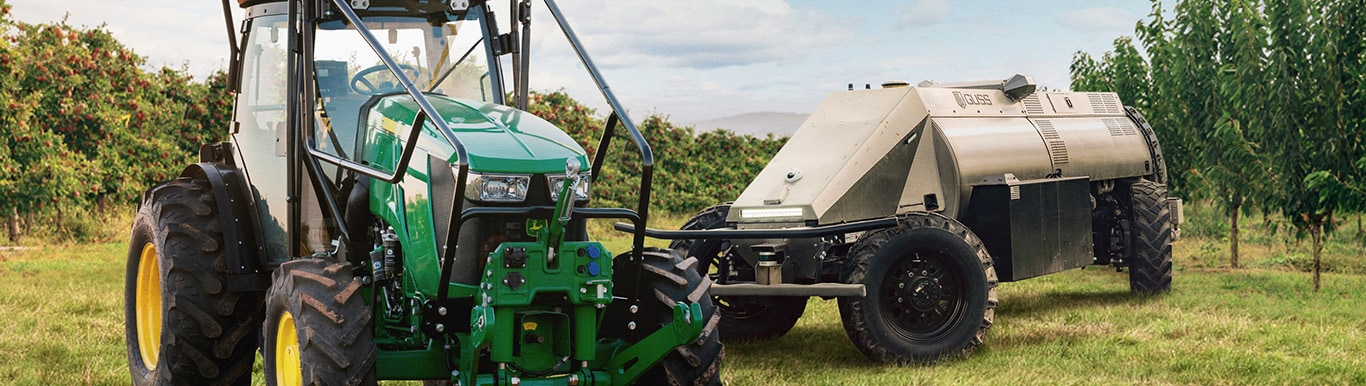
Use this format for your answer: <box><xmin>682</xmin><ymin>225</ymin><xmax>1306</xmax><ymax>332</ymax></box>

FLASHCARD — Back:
<box><xmin>905</xmin><ymin>276</ymin><xmax>942</xmax><ymax>312</ymax></box>
<box><xmin>274</xmin><ymin>311</ymin><xmax>303</xmax><ymax>386</ymax></box>
<box><xmin>882</xmin><ymin>253</ymin><xmax>965</xmax><ymax>336</ymax></box>
<box><xmin>135</xmin><ymin>243</ymin><xmax>162</xmax><ymax>370</ymax></box>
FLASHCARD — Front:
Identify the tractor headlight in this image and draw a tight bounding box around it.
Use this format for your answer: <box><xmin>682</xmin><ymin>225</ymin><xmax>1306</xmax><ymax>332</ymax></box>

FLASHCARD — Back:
<box><xmin>547</xmin><ymin>173</ymin><xmax>591</xmax><ymax>201</ymax></box>
<box><xmin>465</xmin><ymin>173</ymin><xmax>531</xmax><ymax>202</ymax></box>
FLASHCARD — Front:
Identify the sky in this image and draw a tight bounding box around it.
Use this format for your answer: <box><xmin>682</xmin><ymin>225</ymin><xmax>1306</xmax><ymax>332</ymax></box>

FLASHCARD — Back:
<box><xmin>8</xmin><ymin>0</ymin><xmax>1156</xmax><ymax>123</ymax></box>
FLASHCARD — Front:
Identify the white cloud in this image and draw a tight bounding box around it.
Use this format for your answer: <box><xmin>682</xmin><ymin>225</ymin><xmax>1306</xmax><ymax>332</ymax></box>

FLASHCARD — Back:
<box><xmin>549</xmin><ymin>0</ymin><xmax>849</xmax><ymax>69</ymax></box>
<box><xmin>900</xmin><ymin>0</ymin><xmax>951</xmax><ymax>26</ymax></box>
<box><xmin>1057</xmin><ymin>7</ymin><xmax>1137</xmax><ymax>33</ymax></box>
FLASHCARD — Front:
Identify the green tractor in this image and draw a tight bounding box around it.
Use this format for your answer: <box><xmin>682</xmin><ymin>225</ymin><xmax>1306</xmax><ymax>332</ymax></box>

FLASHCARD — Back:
<box><xmin>123</xmin><ymin>0</ymin><xmax>722</xmax><ymax>384</ymax></box>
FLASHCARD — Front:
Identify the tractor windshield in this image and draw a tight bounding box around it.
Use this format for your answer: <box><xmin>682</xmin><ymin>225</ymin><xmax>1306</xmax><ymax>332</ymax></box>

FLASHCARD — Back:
<box><xmin>310</xmin><ymin>14</ymin><xmax>492</xmax><ymax>167</ymax></box>
<box><xmin>314</xmin><ymin>14</ymin><xmax>492</xmax><ymax>101</ymax></box>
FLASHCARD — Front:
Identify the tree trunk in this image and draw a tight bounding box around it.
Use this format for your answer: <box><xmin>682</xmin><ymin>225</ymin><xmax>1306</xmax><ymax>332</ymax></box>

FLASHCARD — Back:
<box><xmin>7</xmin><ymin>207</ymin><xmax>18</xmax><ymax>244</ymax></box>
<box><xmin>1230</xmin><ymin>207</ymin><xmax>1241</xmax><ymax>269</ymax></box>
<box><xmin>1311</xmin><ymin>223</ymin><xmax>1322</xmax><ymax>292</ymax></box>
<box><xmin>1357</xmin><ymin>214</ymin><xmax>1362</xmax><ymax>242</ymax></box>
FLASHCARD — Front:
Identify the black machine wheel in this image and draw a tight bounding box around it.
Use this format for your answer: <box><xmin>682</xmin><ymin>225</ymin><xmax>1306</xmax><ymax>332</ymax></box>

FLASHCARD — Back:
<box><xmin>124</xmin><ymin>178</ymin><xmax>264</xmax><ymax>385</ymax></box>
<box><xmin>263</xmin><ymin>258</ymin><xmax>377</xmax><ymax>386</ymax></box>
<box><xmin>670</xmin><ymin>203</ymin><xmax>807</xmax><ymax>342</ymax></box>
<box><xmin>837</xmin><ymin>212</ymin><xmax>997</xmax><ymax>364</ymax></box>
<box><xmin>603</xmin><ymin>248</ymin><xmax>724</xmax><ymax>385</ymax></box>
<box><xmin>1127</xmin><ymin>180</ymin><xmax>1174</xmax><ymax>294</ymax></box>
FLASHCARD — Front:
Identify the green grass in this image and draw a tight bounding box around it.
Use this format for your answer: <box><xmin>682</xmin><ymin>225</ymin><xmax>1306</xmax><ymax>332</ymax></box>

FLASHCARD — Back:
<box><xmin>2</xmin><ymin>211</ymin><xmax>1364</xmax><ymax>385</ymax></box>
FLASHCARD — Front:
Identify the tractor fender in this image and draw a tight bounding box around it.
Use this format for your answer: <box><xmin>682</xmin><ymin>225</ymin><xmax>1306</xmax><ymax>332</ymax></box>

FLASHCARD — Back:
<box><xmin>1125</xmin><ymin>106</ymin><xmax>1168</xmax><ymax>185</ymax></box>
<box><xmin>177</xmin><ymin>142</ymin><xmax>272</xmax><ymax>292</ymax></box>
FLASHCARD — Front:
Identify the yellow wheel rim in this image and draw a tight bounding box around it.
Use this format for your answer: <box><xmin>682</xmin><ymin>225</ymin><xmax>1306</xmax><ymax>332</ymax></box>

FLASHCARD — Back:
<box><xmin>274</xmin><ymin>310</ymin><xmax>303</xmax><ymax>386</ymax></box>
<box><xmin>135</xmin><ymin>242</ymin><xmax>162</xmax><ymax>370</ymax></box>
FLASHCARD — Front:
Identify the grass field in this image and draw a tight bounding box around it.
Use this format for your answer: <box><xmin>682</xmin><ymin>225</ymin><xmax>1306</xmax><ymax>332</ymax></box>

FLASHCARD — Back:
<box><xmin>1</xmin><ymin>209</ymin><xmax>1364</xmax><ymax>385</ymax></box>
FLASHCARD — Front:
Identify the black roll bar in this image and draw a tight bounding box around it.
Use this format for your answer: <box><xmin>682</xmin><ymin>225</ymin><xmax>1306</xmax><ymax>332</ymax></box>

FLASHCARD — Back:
<box><xmin>542</xmin><ymin>0</ymin><xmax>655</xmax><ymax>258</ymax></box>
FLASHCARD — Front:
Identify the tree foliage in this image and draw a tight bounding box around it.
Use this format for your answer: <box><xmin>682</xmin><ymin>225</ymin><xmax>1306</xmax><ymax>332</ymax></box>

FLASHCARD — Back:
<box><xmin>0</xmin><ymin>2</ymin><xmax>230</xmax><ymax>242</ymax></box>
<box><xmin>1072</xmin><ymin>0</ymin><xmax>1366</xmax><ymax>289</ymax></box>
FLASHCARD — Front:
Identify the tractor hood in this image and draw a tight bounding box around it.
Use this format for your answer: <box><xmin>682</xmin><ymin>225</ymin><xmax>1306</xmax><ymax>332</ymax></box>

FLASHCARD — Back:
<box><xmin>363</xmin><ymin>94</ymin><xmax>587</xmax><ymax>174</ymax></box>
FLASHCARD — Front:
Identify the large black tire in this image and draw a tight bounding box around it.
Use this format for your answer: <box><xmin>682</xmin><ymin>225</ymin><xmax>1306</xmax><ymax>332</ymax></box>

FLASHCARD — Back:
<box><xmin>262</xmin><ymin>259</ymin><xmax>377</xmax><ymax>385</ymax></box>
<box><xmin>670</xmin><ymin>204</ymin><xmax>807</xmax><ymax>342</ymax></box>
<box><xmin>1127</xmin><ymin>180</ymin><xmax>1174</xmax><ymax>294</ymax></box>
<box><xmin>124</xmin><ymin>178</ymin><xmax>264</xmax><ymax>385</ymax></box>
<box><xmin>837</xmin><ymin>212</ymin><xmax>997</xmax><ymax>364</ymax></box>
<box><xmin>603</xmin><ymin>248</ymin><xmax>724</xmax><ymax>385</ymax></box>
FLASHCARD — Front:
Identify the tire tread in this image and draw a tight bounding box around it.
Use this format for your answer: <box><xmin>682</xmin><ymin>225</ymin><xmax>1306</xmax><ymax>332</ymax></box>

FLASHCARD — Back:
<box><xmin>125</xmin><ymin>177</ymin><xmax>263</xmax><ymax>386</ymax></box>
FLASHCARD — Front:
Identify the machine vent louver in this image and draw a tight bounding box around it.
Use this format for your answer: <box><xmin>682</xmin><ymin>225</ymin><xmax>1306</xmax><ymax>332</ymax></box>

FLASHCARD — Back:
<box><xmin>1023</xmin><ymin>94</ymin><xmax>1046</xmax><ymax>115</ymax></box>
<box><xmin>1103</xmin><ymin>118</ymin><xmax>1139</xmax><ymax>136</ymax></box>
<box><xmin>1035</xmin><ymin>119</ymin><xmax>1069</xmax><ymax>165</ymax></box>
<box><xmin>1090</xmin><ymin>94</ymin><xmax>1122</xmax><ymax>114</ymax></box>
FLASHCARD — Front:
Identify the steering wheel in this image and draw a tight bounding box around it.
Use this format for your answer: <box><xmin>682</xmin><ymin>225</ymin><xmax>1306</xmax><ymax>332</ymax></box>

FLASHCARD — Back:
<box><xmin>350</xmin><ymin>64</ymin><xmax>420</xmax><ymax>95</ymax></box>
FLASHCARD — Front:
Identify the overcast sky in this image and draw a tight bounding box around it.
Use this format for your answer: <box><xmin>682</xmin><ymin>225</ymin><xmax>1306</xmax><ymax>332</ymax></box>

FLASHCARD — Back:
<box><xmin>9</xmin><ymin>0</ymin><xmax>1154</xmax><ymax>122</ymax></box>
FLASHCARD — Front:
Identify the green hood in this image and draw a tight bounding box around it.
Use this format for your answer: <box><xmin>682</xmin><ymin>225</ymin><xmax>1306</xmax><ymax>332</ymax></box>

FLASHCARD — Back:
<box><xmin>364</xmin><ymin>94</ymin><xmax>588</xmax><ymax>174</ymax></box>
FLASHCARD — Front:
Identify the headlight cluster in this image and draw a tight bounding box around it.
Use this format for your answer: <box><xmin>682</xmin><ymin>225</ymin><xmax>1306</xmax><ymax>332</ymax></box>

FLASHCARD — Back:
<box><xmin>463</xmin><ymin>172</ymin><xmax>591</xmax><ymax>203</ymax></box>
<box><xmin>465</xmin><ymin>173</ymin><xmax>531</xmax><ymax>202</ymax></box>
<box><xmin>548</xmin><ymin>173</ymin><xmax>591</xmax><ymax>201</ymax></box>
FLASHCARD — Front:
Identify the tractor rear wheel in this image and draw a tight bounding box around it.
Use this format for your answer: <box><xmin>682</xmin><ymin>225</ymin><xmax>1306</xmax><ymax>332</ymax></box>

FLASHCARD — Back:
<box><xmin>262</xmin><ymin>258</ymin><xmax>377</xmax><ymax>385</ymax></box>
<box><xmin>671</xmin><ymin>203</ymin><xmax>807</xmax><ymax>342</ymax></box>
<box><xmin>1127</xmin><ymin>180</ymin><xmax>1173</xmax><ymax>294</ymax></box>
<box><xmin>838</xmin><ymin>212</ymin><xmax>997</xmax><ymax>364</ymax></box>
<box><xmin>603</xmin><ymin>248</ymin><xmax>724</xmax><ymax>385</ymax></box>
<box><xmin>124</xmin><ymin>178</ymin><xmax>264</xmax><ymax>385</ymax></box>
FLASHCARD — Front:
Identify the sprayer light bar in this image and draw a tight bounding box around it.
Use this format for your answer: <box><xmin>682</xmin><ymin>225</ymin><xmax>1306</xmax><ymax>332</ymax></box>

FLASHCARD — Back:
<box><xmin>740</xmin><ymin>207</ymin><xmax>804</xmax><ymax>219</ymax></box>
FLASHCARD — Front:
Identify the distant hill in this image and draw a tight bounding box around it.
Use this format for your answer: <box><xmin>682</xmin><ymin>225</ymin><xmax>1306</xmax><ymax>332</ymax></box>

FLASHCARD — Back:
<box><xmin>680</xmin><ymin>112</ymin><xmax>809</xmax><ymax>138</ymax></box>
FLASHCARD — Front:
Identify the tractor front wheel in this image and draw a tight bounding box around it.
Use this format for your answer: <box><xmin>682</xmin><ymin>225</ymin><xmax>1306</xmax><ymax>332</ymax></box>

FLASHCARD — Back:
<box><xmin>603</xmin><ymin>248</ymin><xmax>724</xmax><ymax>385</ymax></box>
<box><xmin>838</xmin><ymin>212</ymin><xmax>997</xmax><ymax>364</ymax></box>
<box><xmin>262</xmin><ymin>258</ymin><xmax>377</xmax><ymax>385</ymax></box>
<box><xmin>124</xmin><ymin>178</ymin><xmax>264</xmax><ymax>385</ymax></box>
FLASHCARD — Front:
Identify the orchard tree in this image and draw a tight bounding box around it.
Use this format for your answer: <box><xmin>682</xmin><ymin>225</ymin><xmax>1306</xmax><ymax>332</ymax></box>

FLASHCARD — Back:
<box><xmin>1075</xmin><ymin>0</ymin><xmax>1366</xmax><ymax>283</ymax></box>
<box><xmin>1260</xmin><ymin>0</ymin><xmax>1365</xmax><ymax>291</ymax></box>
<box><xmin>0</xmin><ymin>6</ymin><xmax>233</xmax><ymax>242</ymax></box>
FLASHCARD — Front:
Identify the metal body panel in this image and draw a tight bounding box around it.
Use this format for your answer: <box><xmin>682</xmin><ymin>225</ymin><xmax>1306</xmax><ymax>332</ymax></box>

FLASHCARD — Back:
<box><xmin>731</xmin><ymin>86</ymin><xmax>1159</xmax><ymax>227</ymax></box>
<box><xmin>959</xmin><ymin>176</ymin><xmax>1093</xmax><ymax>282</ymax></box>
<box><xmin>361</xmin><ymin>94</ymin><xmax>588</xmax><ymax>174</ymax></box>
<box><xmin>729</xmin><ymin>88</ymin><xmax>923</xmax><ymax>224</ymax></box>
<box><xmin>1032</xmin><ymin>117</ymin><xmax>1152</xmax><ymax>181</ymax></box>
<box><xmin>933</xmin><ymin>117</ymin><xmax>1055</xmax><ymax>218</ymax></box>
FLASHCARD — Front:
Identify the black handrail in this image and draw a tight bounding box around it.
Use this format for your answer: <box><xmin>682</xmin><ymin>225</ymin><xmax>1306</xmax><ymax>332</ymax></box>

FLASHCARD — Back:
<box><xmin>614</xmin><ymin>217</ymin><xmax>901</xmax><ymax>240</ymax></box>
<box><xmin>590</xmin><ymin>113</ymin><xmax>617</xmax><ymax>184</ymax></box>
